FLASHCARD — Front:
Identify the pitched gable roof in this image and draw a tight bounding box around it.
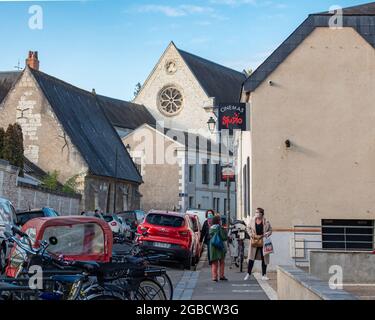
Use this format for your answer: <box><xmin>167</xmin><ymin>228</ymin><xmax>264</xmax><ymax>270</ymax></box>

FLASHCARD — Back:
<box><xmin>177</xmin><ymin>48</ymin><xmax>246</xmax><ymax>104</ymax></box>
<box><xmin>29</xmin><ymin>68</ymin><xmax>142</xmax><ymax>184</ymax></box>
<box><xmin>0</xmin><ymin>71</ymin><xmax>22</xmax><ymax>104</ymax></box>
<box><xmin>243</xmin><ymin>2</ymin><xmax>375</xmax><ymax>93</ymax></box>
<box><xmin>316</xmin><ymin>2</ymin><xmax>375</xmax><ymax>15</ymax></box>
<box><xmin>97</xmin><ymin>95</ymin><xmax>155</xmax><ymax>130</ymax></box>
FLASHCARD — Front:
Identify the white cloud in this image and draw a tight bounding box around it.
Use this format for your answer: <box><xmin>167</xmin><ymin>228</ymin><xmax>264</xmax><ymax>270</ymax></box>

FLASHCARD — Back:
<box><xmin>137</xmin><ymin>4</ymin><xmax>215</xmax><ymax>17</ymax></box>
<box><xmin>209</xmin><ymin>0</ymin><xmax>287</xmax><ymax>9</ymax></box>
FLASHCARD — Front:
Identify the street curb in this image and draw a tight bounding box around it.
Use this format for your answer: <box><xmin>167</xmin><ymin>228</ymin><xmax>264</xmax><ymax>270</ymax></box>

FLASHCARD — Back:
<box><xmin>253</xmin><ymin>272</ymin><xmax>278</xmax><ymax>300</ymax></box>
<box><xmin>196</xmin><ymin>247</ymin><xmax>208</xmax><ymax>271</ymax></box>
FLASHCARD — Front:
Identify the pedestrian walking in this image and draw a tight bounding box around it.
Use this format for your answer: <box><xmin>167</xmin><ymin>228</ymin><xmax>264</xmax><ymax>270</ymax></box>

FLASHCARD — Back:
<box><xmin>200</xmin><ymin>210</ymin><xmax>215</xmax><ymax>265</ymax></box>
<box><xmin>244</xmin><ymin>208</ymin><xmax>273</xmax><ymax>281</ymax></box>
<box><xmin>209</xmin><ymin>214</ymin><xmax>228</xmax><ymax>282</ymax></box>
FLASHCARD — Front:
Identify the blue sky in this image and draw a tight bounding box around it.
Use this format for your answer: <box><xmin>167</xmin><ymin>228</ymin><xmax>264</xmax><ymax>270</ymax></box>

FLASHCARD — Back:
<box><xmin>0</xmin><ymin>0</ymin><xmax>368</xmax><ymax>100</ymax></box>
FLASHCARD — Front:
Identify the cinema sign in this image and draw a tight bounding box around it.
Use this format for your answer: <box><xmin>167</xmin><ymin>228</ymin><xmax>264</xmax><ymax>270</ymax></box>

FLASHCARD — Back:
<box><xmin>217</xmin><ymin>103</ymin><xmax>249</xmax><ymax>133</ymax></box>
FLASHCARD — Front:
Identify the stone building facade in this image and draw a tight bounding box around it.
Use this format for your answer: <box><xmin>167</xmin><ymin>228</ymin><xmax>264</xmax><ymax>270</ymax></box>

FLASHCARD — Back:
<box><xmin>130</xmin><ymin>42</ymin><xmax>244</xmax><ymax>214</ymax></box>
<box><xmin>0</xmin><ymin>55</ymin><xmax>142</xmax><ymax>213</ymax></box>
<box><xmin>123</xmin><ymin>124</ymin><xmax>236</xmax><ymax>214</ymax></box>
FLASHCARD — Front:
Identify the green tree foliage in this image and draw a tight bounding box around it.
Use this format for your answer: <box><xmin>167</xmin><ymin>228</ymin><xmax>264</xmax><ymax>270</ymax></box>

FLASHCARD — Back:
<box><xmin>62</xmin><ymin>175</ymin><xmax>79</xmax><ymax>194</ymax></box>
<box><xmin>3</xmin><ymin>124</ymin><xmax>14</xmax><ymax>164</ymax></box>
<box><xmin>3</xmin><ymin>124</ymin><xmax>24</xmax><ymax>176</ymax></box>
<box><xmin>134</xmin><ymin>82</ymin><xmax>142</xmax><ymax>98</ymax></box>
<box><xmin>41</xmin><ymin>171</ymin><xmax>59</xmax><ymax>190</ymax></box>
<box><xmin>13</xmin><ymin>123</ymin><xmax>24</xmax><ymax>175</ymax></box>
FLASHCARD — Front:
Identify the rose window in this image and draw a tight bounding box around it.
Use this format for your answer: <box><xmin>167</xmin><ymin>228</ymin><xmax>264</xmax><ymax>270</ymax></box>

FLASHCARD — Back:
<box><xmin>158</xmin><ymin>87</ymin><xmax>184</xmax><ymax>116</ymax></box>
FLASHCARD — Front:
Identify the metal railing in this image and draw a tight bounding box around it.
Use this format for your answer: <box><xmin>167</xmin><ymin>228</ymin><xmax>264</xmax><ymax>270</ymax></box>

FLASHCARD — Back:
<box><xmin>293</xmin><ymin>225</ymin><xmax>375</xmax><ymax>267</ymax></box>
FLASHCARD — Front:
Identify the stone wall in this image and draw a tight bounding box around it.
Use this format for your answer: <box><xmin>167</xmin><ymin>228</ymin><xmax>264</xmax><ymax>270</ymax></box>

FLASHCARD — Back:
<box><xmin>310</xmin><ymin>250</ymin><xmax>375</xmax><ymax>284</ymax></box>
<box><xmin>123</xmin><ymin>126</ymin><xmax>181</xmax><ymax>212</ymax></box>
<box><xmin>277</xmin><ymin>265</ymin><xmax>358</xmax><ymax>300</ymax></box>
<box><xmin>0</xmin><ymin>68</ymin><xmax>89</xmax><ymax>184</ymax></box>
<box><xmin>0</xmin><ymin>161</ymin><xmax>80</xmax><ymax>214</ymax></box>
<box><xmin>83</xmin><ymin>175</ymin><xmax>140</xmax><ymax>213</ymax></box>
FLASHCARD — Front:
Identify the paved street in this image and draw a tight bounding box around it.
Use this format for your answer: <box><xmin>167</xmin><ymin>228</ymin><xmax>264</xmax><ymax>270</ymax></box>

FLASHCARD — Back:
<box><xmin>113</xmin><ymin>243</ymin><xmax>271</xmax><ymax>300</ymax></box>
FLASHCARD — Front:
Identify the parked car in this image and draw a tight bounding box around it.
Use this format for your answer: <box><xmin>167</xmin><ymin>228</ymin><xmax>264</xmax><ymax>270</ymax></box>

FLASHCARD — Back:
<box><xmin>187</xmin><ymin>214</ymin><xmax>202</xmax><ymax>263</ymax></box>
<box><xmin>117</xmin><ymin>210</ymin><xmax>146</xmax><ymax>239</ymax></box>
<box><xmin>0</xmin><ymin>197</ymin><xmax>17</xmax><ymax>273</ymax></box>
<box><xmin>16</xmin><ymin>207</ymin><xmax>59</xmax><ymax>226</ymax></box>
<box><xmin>84</xmin><ymin>211</ymin><xmax>105</xmax><ymax>220</ymax></box>
<box><xmin>185</xmin><ymin>209</ymin><xmax>207</xmax><ymax>226</ymax></box>
<box><xmin>103</xmin><ymin>214</ymin><xmax>131</xmax><ymax>239</ymax></box>
<box><xmin>136</xmin><ymin>210</ymin><xmax>197</xmax><ymax>269</ymax></box>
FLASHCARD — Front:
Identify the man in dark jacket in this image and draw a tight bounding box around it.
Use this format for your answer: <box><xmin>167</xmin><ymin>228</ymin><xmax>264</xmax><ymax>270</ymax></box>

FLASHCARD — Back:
<box><xmin>200</xmin><ymin>210</ymin><xmax>215</xmax><ymax>265</ymax></box>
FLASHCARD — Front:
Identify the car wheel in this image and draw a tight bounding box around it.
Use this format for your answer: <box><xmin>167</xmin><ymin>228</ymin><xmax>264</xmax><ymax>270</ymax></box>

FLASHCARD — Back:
<box><xmin>0</xmin><ymin>245</ymin><xmax>6</xmax><ymax>274</ymax></box>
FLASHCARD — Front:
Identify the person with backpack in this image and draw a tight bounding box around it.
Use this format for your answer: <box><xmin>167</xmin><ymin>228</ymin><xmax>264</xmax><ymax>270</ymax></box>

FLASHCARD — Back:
<box><xmin>209</xmin><ymin>214</ymin><xmax>228</xmax><ymax>282</ymax></box>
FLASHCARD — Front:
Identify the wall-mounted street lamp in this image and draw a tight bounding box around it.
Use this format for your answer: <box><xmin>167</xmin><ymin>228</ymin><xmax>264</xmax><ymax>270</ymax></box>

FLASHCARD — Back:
<box><xmin>207</xmin><ymin>117</ymin><xmax>217</xmax><ymax>134</ymax></box>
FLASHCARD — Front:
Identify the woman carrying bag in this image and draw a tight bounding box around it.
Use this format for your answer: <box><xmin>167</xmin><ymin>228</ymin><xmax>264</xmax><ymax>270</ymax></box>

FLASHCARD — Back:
<box><xmin>209</xmin><ymin>215</ymin><xmax>228</xmax><ymax>282</ymax></box>
<box><xmin>244</xmin><ymin>208</ymin><xmax>273</xmax><ymax>281</ymax></box>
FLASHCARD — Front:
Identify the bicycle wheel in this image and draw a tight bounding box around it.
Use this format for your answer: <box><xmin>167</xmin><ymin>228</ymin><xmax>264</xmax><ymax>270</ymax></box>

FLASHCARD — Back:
<box><xmin>152</xmin><ymin>274</ymin><xmax>173</xmax><ymax>300</ymax></box>
<box><xmin>134</xmin><ymin>279</ymin><xmax>167</xmax><ymax>301</ymax></box>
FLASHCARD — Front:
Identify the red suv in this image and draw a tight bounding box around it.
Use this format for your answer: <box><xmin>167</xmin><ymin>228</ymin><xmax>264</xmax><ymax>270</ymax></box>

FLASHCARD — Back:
<box><xmin>137</xmin><ymin>211</ymin><xmax>197</xmax><ymax>269</ymax></box>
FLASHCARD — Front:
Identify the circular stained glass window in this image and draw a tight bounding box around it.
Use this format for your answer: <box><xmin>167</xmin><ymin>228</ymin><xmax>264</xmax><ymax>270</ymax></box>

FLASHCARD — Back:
<box><xmin>158</xmin><ymin>87</ymin><xmax>184</xmax><ymax>116</ymax></box>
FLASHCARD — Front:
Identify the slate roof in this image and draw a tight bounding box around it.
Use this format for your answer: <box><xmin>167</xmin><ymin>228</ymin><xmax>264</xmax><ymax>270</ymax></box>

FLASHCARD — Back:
<box><xmin>243</xmin><ymin>2</ymin><xmax>375</xmax><ymax>93</ymax></box>
<box><xmin>177</xmin><ymin>48</ymin><xmax>246</xmax><ymax>104</ymax></box>
<box><xmin>29</xmin><ymin>68</ymin><xmax>142</xmax><ymax>183</ymax></box>
<box><xmin>316</xmin><ymin>2</ymin><xmax>375</xmax><ymax>15</ymax></box>
<box><xmin>23</xmin><ymin>157</ymin><xmax>49</xmax><ymax>182</ymax></box>
<box><xmin>97</xmin><ymin>95</ymin><xmax>155</xmax><ymax>130</ymax></box>
<box><xmin>0</xmin><ymin>71</ymin><xmax>22</xmax><ymax>104</ymax></box>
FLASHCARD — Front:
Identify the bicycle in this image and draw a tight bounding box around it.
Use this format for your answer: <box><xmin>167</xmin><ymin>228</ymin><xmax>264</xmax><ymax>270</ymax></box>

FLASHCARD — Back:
<box><xmin>0</xmin><ymin>226</ymin><xmax>167</xmax><ymax>300</ymax></box>
<box><xmin>228</xmin><ymin>220</ymin><xmax>249</xmax><ymax>273</ymax></box>
<box><xmin>112</xmin><ymin>236</ymin><xmax>174</xmax><ymax>300</ymax></box>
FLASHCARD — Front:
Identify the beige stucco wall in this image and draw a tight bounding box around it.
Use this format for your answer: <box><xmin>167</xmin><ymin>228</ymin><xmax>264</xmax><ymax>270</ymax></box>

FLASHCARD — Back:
<box><xmin>123</xmin><ymin>126</ymin><xmax>181</xmax><ymax>212</ymax></box>
<box><xmin>0</xmin><ymin>68</ymin><xmax>88</xmax><ymax>185</ymax></box>
<box><xmin>134</xmin><ymin>43</ymin><xmax>215</xmax><ymax>132</ymax></box>
<box><xmin>249</xmin><ymin>27</ymin><xmax>375</xmax><ymax>229</ymax></box>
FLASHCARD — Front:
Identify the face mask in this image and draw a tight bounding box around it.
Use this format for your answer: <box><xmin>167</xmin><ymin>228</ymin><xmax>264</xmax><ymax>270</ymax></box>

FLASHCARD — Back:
<box><xmin>208</xmin><ymin>214</ymin><xmax>214</xmax><ymax>219</ymax></box>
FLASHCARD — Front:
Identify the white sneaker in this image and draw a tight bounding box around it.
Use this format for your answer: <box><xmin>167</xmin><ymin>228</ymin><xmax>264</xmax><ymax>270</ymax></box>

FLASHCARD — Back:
<box><xmin>261</xmin><ymin>276</ymin><xmax>269</xmax><ymax>281</ymax></box>
<box><xmin>244</xmin><ymin>274</ymin><xmax>250</xmax><ymax>281</ymax></box>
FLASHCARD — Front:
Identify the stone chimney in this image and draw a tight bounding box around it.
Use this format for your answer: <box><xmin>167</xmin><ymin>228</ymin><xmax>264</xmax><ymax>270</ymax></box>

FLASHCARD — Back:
<box><xmin>26</xmin><ymin>51</ymin><xmax>39</xmax><ymax>70</ymax></box>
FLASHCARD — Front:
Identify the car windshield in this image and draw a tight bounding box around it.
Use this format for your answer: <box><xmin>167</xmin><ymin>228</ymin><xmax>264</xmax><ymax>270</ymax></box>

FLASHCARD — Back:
<box><xmin>43</xmin><ymin>223</ymin><xmax>105</xmax><ymax>255</ymax></box>
<box><xmin>146</xmin><ymin>214</ymin><xmax>185</xmax><ymax>228</ymax></box>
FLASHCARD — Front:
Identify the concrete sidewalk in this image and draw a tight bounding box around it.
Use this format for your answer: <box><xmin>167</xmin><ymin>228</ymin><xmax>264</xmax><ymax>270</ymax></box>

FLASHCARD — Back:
<box><xmin>174</xmin><ymin>249</ymin><xmax>271</xmax><ymax>300</ymax></box>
